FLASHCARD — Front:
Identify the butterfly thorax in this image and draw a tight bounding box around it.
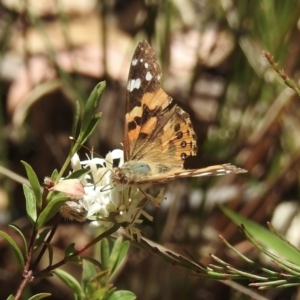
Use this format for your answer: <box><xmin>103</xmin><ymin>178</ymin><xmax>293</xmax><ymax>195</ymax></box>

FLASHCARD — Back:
<box><xmin>113</xmin><ymin>161</ymin><xmax>171</xmax><ymax>185</ymax></box>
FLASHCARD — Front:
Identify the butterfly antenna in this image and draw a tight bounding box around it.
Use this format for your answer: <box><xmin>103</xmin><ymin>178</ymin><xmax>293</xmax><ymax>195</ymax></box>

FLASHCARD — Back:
<box><xmin>69</xmin><ymin>136</ymin><xmax>114</xmax><ymax>167</ymax></box>
<box><xmin>93</xmin><ymin>168</ymin><xmax>115</xmax><ymax>192</ymax></box>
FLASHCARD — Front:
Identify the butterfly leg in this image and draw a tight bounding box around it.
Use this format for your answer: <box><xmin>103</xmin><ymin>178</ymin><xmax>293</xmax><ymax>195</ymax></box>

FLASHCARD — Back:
<box><xmin>138</xmin><ymin>187</ymin><xmax>165</xmax><ymax>207</ymax></box>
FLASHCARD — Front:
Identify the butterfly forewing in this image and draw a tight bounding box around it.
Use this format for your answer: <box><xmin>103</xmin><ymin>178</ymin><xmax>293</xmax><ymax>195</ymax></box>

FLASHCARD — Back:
<box><xmin>125</xmin><ymin>41</ymin><xmax>173</xmax><ymax>161</ymax></box>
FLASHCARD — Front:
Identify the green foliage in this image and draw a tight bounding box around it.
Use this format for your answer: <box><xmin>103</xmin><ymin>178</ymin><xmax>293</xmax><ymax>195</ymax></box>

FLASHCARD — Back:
<box><xmin>0</xmin><ymin>80</ymin><xmax>110</xmax><ymax>299</ymax></box>
<box><xmin>23</xmin><ymin>184</ymin><xmax>37</xmax><ymax>224</ymax></box>
<box><xmin>36</xmin><ymin>194</ymin><xmax>69</xmax><ymax>228</ymax></box>
<box><xmin>0</xmin><ymin>230</ymin><xmax>25</xmax><ymax>268</ymax></box>
<box><xmin>53</xmin><ymin>237</ymin><xmax>134</xmax><ymax>300</ymax></box>
<box><xmin>77</xmin><ymin>82</ymin><xmax>105</xmax><ymax>148</ymax></box>
<box><xmin>21</xmin><ymin>161</ymin><xmax>42</xmax><ymax>210</ymax></box>
<box><xmin>9</xmin><ymin>224</ymin><xmax>28</xmax><ymax>255</ymax></box>
<box><xmin>54</xmin><ymin>269</ymin><xmax>85</xmax><ymax>300</ymax></box>
<box><xmin>109</xmin><ymin>237</ymin><xmax>130</xmax><ymax>278</ymax></box>
<box><xmin>28</xmin><ymin>294</ymin><xmax>52</xmax><ymax>300</ymax></box>
<box><xmin>34</xmin><ymin>228</ymin><xmax>52</xmax><ymax>249</ymax></box>
<box><xmin>220</xmin><ymin>205</ymin><xmax>300</xmax><ymax>264</ymax></box>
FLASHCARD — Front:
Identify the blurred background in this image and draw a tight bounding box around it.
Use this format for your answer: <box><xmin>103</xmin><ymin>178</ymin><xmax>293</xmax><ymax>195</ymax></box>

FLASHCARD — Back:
<box><xmin>1</xmin><ymin>0</ymin><xmax>300</xmax><ymax>299</ymax></box>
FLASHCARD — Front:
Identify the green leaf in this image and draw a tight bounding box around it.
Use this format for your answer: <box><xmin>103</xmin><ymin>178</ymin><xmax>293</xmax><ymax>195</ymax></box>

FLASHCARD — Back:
<box><xmin>53</xmin><ymin>269</ymin><xmax>84</xmax><ymax>300</ymax></box>
<box><xmin>107</xmin><ymin>290</ymin><xmax>137</xmax><ymax>300</ymax></box>
<box><xmin>81</xmin><ymin>114</ymin><xmax>102</xmax><ymax>144</ymax></box>
<box><xmin>28</xmin><ymin>293</ymin><xmax>52</xmax><ymax>300</ymax></box>
<box><xmin>65</xmin><ymin>243</ymin><xmax>77</xmax><ymax>257</ymax></box>
<box><xmin>65</xmin><ymin>168</ymin><xmax>90</xmax><ymax>180</ymax></box>
<box><xmin>82</xmin><ymin>82</ymin><xmax>105</xmax><ymax>128</ymax></box>
<box><xmin>36</xmin><ymin>194</ymin><xmax>69</xmax><ymax>228</ymax></box>
<box><xmin>50</xmin><ymin>169</ymin><xmax>59</xmax><ymax>180</ymax></box>
<box><xmin>86</xmin><ymin>286</ymin><xmax>115</xmax><ymax>300</ymax></box>
<box><xmin>6</xmin><ymin>295</ymin><xmax>15</xmax><ymax>300</ymax></box>
<box><xmin>34</xmin><ymin>227</ymin><xmax>52</xmax><ymax>249</ymax></box>
<box><xmin>109</xmin><ymin>238</ymin><xmax>130</xmax><ymax>278</ymax></box>
<box><xmin>9</xmin><ymin>224</ymin><xmax>28</xmax><ymax>255</ymax></box>
<box><xmin>78</xmin><ymin>81</ymin><xmax>105</xmax><ymax>144</ymax></box>
<box><xmin>42</xmin><ymin>242</ymin><xmax>54</xmax><ymax>266</ymax></box>
<box><xmin>21</xmin><ymin>161</ymin><xmax>42</xmax><ymax>209</ymax></box>
<box><xmin>220</xmin><ymin>205</ymin><xmax>300</xmax><ymax>264</ymax></box>
<box><xmin>23</xmin><ymin>184</ymin><xmax>37</xmax><ymax>223</ymax></box>
<box><xmin>67</xmin><ymin>255</ymin><xmax>82</xmax><ymax>263</ymax></box>
<box><xmin>82</xmin><ymin>259</ymin><xmax>97</xmax><ymax>294</ymax></box>
<box><xmin>0</xmin><ymin>230</ymin><xmax>24</xmax><ymax>267</ymax></box>
<box><xmin>71</xmin><ymin>101</ymin><xmax>81</xmax><ymax>144</ymax></box>
<box><xmin>65</xmin><ymin>243</ymin><xmax>81</xmax><ymax>263</ymax></box>
<box><xmin>100</xmin><ymin>238</ymin><xmax>110</xmax><ymax>271</ymax></box>
<box><xmin>82</xmin><ymin>256</ymin><xmax>102</xmax><ymax>270</ymax></box>
<box><xmin>90</xmin><ymin>287</ymin><xmax>113</xmax><ymax>300</ymax></box>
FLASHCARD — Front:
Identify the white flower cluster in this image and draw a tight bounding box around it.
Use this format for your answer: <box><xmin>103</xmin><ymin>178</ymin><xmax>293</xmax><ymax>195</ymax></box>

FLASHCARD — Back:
<box><xmin>60</xmin><ymin>150</ymin><xmax>163</xmax><ymax>239</ymax></box>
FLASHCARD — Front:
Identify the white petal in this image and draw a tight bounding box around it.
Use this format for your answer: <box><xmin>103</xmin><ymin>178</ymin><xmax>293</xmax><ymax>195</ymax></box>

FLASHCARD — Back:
<box><xmin>81</xmin><ymin>157</ymin><xmax>106</xmax><ymax>167</ymax></box>
<box><xmin>111</xmin><ymin>149</ymin><xmax>124</xmax><ymax>166</ymax></box>
<box><xmin>71</xmin><ymin>153</ymin><xmax>82</xmax><ymax>170</ymax></box>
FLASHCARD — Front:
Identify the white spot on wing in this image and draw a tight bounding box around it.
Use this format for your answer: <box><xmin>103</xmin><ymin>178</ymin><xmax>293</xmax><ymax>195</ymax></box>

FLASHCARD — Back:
<box><xmin>127</xmin><ymin>78</ymin><xmax>141</xmax><ymax>92</ymax></box>
<box><xmin>144</xmin><ymin>62</ymin><xmax>148</xmax><ymax>68</ymax></box>
<box><xmin>145</xmin><ymin>71</ymin><xmax>153</xmax><ymax>81</ymax></box>
<box><xmin>132</xmin><ymin>58</ymin><xmax>138</xmax><ymax>66</ymax></box>
<box><xmin>140</xmin><ymin>58</ymin><xmax>144</xmax><ymax>62</ymax></box>
<box><xmin>195</xmin><ymin>172</ymin><xmax>212</xmax><ymax>177</ymax></box>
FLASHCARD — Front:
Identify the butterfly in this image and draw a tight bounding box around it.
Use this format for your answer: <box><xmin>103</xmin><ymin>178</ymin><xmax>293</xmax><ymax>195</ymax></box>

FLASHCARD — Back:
<box><xmin>112</xmin><ymin>40</ymin><xmax>247</xmax><ymax>186</ymax></box>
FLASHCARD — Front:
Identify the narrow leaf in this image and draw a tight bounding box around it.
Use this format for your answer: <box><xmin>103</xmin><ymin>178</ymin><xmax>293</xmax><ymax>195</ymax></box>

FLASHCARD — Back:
<box><xmin>34</xmin><ymin>227</ymin><xmax>52</xmax><ymax>249</ymax></box>
<box><xmin>28</xmin><ymin>293</ymin><xmax>52</xmax><ymax>300</ymax></box>
<box><xmin>107</xmin><ymin>290</ymin><xmax>137</xmax><ymax>300</ymax></box>
<box><xmin>82</xmin><ymin>256</ymin><xmax>102</xmax><ymax>270</ymax></box>
<box><xmin>110</xmin><ymin>238</ymin><xmax>129</xmax><ymax>278</ymax></box>
<box><xmin>23</xmin><ymin>184</ymin><xmax>37</xmax><ymax>223</ymax></box>
<box><xmin>82</xmin><ymin>81</ymin><xmax>105</xmax><ymax>130</ymax></box>
<box><xmin>81</xmin><ymin>114</ymin><xmax>102</xmax><ymax>144</ymax></box>
<box><xmin>21</xmin><ymin>161</ymin><xmax>42</xmax><ymax>209</ymax></box>
<box><xmin>100</xmin><ymin>238</ymin><xmax>110</xmax><ymax>271</ymax></box>
<box><xmin>65</xmin><ymin>243</ymin><xmax>77</xmax><ymax>257</ymax></box>
<box><xmin>82</xmin><ymin>259</ymin><xmax>97</xmax><ymax>294</ymax></box>
<box><xmin>50</xmin><ymin>169</ymin><xmax>59</xmax><ymax>179</ymax></box>
<box><xmin>65</xmin><ymin>168</ymin><xmax>90</xmax><ymax>180</ymax></box>
<box><xmin>0</xmin><ymin>230</ymin><xmax>24</xmax><ymax>267</ymax></box>
<box><xmin>36</xmin><ymin>194</ymin><xmax>69</xmax><ymax>228</ymax></box>
<box><xmin>9</xmin><ymin>224</ymin><xmax>28</xmax><ymax>255</ymax></box>
<box><xmin>220</xmin><ymin>205</ymin><xmax>300</xmax><ymax>264</ymax></box>
<box><xmin>71</xmin><ymin>101</ymin><xmax>81</xmax><ymax>145</ymax></box>
<box><xmin>53</xmin><ymin>269</ymin><xmax>84</xmax><ymax>300</ymax></box>
<box><xmin>42</xmin><ymin>242</ymin><xmax>54</xmax><ymax>266</ymax></box>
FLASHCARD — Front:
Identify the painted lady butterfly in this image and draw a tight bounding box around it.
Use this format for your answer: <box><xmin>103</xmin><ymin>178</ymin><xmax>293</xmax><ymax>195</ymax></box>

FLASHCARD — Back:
<box><xmin>113</xmin><ymin>40</ymin><xmax>246</xmax><ymax>186</ymax></box>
